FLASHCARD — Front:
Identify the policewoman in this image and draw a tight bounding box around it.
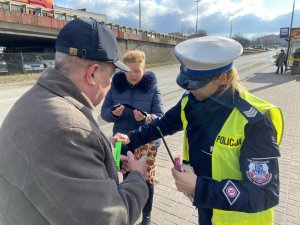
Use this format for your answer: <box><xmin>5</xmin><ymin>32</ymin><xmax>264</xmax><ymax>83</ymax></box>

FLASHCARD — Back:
<box><xmin>113</xmin><ymin>36</ymin><xmax>284</xmax><ymax>225</ymax></box>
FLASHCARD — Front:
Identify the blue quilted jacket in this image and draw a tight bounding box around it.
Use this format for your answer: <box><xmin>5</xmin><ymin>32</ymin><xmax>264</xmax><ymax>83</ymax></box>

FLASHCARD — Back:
<box><xmin>101</xmin><ymin>70</ymin><xmax>164</xmax><ymax>146</ymax></box>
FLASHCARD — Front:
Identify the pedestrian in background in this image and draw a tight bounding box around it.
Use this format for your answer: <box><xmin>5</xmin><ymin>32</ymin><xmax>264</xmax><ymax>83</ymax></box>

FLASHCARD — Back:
<box><xmin>275</xmin><ymin>49</ymin><xmax>286</xmax><ymax>74</ymax></box>
<box><xmin>113</xmin><ymin>36</ymin><xmax>284</xmax><ymax>225</ymax></box>
<box><xmin>0</xmin><ymin>18</ymin><xmax>149</xmax><ymax>225</ymax></box>
<box><xmin>101</xmin><ymin>50</ymin><xmax>164</xmax><ymax>225</ymax></box>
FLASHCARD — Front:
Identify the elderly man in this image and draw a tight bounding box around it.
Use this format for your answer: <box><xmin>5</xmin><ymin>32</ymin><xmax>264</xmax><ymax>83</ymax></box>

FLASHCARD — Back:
<box><xmin>0</xmin><ymin>18</ymin><xmax>148</xmax><ymax>225</ymax></box>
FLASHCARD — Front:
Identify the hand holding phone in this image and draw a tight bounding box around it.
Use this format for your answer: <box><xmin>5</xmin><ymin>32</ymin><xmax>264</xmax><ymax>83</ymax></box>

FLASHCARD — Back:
<box><xmin>111</xmin><ymin>104</ymin><xmax>125</xmax><ymax>117</ymax></box>
<box><xmin>112</xmin><ymin>103</ymin><xmax>147</xmax><ymax>117</ymax></box>
<box><xmin>171</xmin><ymin>162</ymin><xmax>195</xmax><ymax>202</ymax></box>
<box><xmin>174</xmin><ymin>156</ymin><xmax>184</xmax><ymax>172</ymax></box>
<box><xmin>123</xmin><ymin>104</ymin><xmax>147</xmax><ymax>117</ymax></box>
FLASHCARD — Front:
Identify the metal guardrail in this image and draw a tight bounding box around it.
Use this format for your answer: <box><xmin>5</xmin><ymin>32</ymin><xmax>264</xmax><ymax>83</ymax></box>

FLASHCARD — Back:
<box><xmin>0</xmin><ymin>49</ymin><xmax>269</xmax><ymax>76</ymax></box>
<box><xmin>0</xmin><ymin>0</ymin><xmax>77</xmax><ymax>21</ymax></box>
<box><xmin>243</xmin><ymin>49</ymin><xmax>267</xmax><ymax>54</ymax></box>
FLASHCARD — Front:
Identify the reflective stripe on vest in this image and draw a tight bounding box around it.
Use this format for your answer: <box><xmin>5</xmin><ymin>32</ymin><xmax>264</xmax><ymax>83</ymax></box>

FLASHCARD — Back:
<box><xmin>180</xmin><ymin>96</ymin><xmax>189</xmax><ymax>163</ymax></box>
<box><xmin>180</xmin><ymin>90</ymin><xmax>284</xmax><ymax>225</ymax></box>
<box><xmin>212</xmin><ymin>208</ymin><xmax>274</xmax><ymax>225</ymax></box>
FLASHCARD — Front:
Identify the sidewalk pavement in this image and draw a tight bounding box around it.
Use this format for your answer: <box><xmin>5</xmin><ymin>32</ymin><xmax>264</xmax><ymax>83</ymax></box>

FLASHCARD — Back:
<box><xmin>133</xmin><ymin>65</ymin><xmax>300</xmax><ymax>225</ymax></box>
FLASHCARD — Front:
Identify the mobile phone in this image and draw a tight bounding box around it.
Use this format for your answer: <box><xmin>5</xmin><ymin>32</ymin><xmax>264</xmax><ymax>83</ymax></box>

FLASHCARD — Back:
<box><xmin>112</xmin><ymin>104</ymin><xmax>121</xmax><ymax>111</ymax></box>
<box><xmin>123</xmin><ymin>104</ymin><xmax>147</xmax><ymax>117</ymax></box>
<box><xmin>112</xmin><ymin>103</ymin><xmax>147</xmax><ymax>117</ymax></box>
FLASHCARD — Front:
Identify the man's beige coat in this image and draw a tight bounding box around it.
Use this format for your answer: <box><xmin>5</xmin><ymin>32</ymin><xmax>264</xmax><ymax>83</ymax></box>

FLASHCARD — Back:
<box><xmin>0</xmin><ymin>68</ymin><xmax>148</xmax><ymax>225</ymax></box>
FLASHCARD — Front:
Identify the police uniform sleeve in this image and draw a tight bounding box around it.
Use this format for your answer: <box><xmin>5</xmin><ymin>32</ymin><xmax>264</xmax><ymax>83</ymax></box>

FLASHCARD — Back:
<box><xmin>193</xmin><ymin>116</ymin><xmax>280</xmax><ymax>213</ymax></box>
<box><xmin>128</xmin><ymin>99</ymin><xmax>183</xmax><ymax>150</ymax></box>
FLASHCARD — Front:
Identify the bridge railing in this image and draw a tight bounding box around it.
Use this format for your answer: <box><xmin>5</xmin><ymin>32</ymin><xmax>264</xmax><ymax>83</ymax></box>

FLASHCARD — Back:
<box><xmin>243</xmin><ymin>48</ymin><xmax>267</xmax><ymax>54</ymax></box>
<box><xmin>0</xmin><ymin>0</ymin><xmax>78</xmax><ymax>20</ymax></box>
<box><xmin>0</xmin><ymin>0</ymin><xmax>186</xmax><ymax>45</ymax></box>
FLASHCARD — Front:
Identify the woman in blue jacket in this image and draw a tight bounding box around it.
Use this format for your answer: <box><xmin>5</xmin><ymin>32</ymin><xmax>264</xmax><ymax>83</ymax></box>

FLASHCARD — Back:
<box><xmin>113</xmin><ymin>37</ymin><xmax>283</xmax><ymax>225</ymax></box>
<box><xmin>101</xmin><ymin>50</ymin><xmax>164</xmax><ymax>225</ymax></box>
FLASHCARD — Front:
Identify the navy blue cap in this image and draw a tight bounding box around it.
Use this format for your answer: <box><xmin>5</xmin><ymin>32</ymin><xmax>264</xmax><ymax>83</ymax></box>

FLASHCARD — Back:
<box><xmin>55</xmin><ymin>17</ymin><xmax>130</xmax><ymax>72</ymax></box>
<box><xmin>174</xmin><ymin>36</ymin><xmax>243</xmax><ymax>90</ymax></box>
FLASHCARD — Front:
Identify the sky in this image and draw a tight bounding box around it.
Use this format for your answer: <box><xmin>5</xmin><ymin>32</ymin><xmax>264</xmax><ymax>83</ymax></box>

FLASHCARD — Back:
<box><xmin>55</xmin><ymin>0</ymin><xmax>300</xmax><ymax>39</ymax></box>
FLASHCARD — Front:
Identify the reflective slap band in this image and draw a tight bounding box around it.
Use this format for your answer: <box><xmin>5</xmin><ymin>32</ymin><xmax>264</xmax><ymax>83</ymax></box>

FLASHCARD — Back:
<box><xmin>114</xmin><ymin>142</ymin><xmax>122</xmax><ymax>170</ymax></box>
<box><xmin>181</xmin><ymin>62</ymin><xmax>233</xmax><ymax>77</ymax></box>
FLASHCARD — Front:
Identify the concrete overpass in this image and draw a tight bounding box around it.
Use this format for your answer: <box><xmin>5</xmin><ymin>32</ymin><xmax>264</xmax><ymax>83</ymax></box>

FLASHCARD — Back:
<box><xmin>0</xmin><ymin>0</ymin><xmax>71</xmax><ymax>50</ymax></box>
<box><xmin>0</xmin><ymin>0</ymin><xmax>185</xmax><ymax>63</ymax></box>
<box><xmin>0</xmin><ymin>0</ymin><xmax>108</xmax><ymax>48</ymax></box>
<box><xmin>0</xmin><ymin>15</ymin><xmax>61</xmax><ymax>49</ymax></box>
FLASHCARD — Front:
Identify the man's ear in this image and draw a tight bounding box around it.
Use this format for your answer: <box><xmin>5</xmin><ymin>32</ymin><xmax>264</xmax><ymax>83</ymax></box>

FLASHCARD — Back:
<box><xmin>85</xmin><ymin>64</ymin><xmax>99</xmax><ymax>86</ymax></box>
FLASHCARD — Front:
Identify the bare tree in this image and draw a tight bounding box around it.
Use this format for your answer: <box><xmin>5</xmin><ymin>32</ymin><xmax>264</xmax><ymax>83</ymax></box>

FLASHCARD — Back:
<box><xmin>189</xmin><ymin>29</ymin><xmax>207</xmax><ymax>38</ymax></box>
<box><xmin>251</xmin><ymin>35</ymin><xmax>286</xmax><ymax>49</ymax></box>
<box><xmin>232</xmin><ymin>34</ymin><xmax>250</xmax><ymax>48</ymax></box>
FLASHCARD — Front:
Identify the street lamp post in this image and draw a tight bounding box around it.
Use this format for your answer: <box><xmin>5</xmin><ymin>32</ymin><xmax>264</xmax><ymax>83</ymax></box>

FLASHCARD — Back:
<box><xmin>195</xmin><ymin>0</ymin><xmax>200</xmax><ymax>34</ymax></box>
<box><xmin>230</xmin><ymin>15</ymin><xmax>233</xmax><ymax>38</ymax></box>
<box><xmin>139</xmin><ymin>0</ymin><xmax>141</xmax><ymax>30</ymax></box>
<box><xmin>287</xmin><ymin>0</ymin><xmax>296</xmax><ymax>66</ymax></box>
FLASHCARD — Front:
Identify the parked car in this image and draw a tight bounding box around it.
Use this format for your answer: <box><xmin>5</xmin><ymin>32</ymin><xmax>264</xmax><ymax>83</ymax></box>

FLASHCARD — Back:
<box><xmin>4</xmin><ymin>54</ymin><xmax>45</xmax><ymax>73</ymax></box>
<box><xmin>0</xmin><ymin>54</ymin><xmax>8</xmax><ymax>74</ymax></box>
<box><xmin>22</xmin><ymin>54</ymin><xmax>45</xmax><ymax>73</ymax></box>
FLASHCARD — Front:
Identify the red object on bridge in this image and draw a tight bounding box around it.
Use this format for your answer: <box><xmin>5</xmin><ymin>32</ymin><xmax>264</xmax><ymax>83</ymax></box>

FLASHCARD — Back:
<box><xmin>16</xmin><ymin>0</ymin><xmax>54</xmax><ymax>9</ymax></box>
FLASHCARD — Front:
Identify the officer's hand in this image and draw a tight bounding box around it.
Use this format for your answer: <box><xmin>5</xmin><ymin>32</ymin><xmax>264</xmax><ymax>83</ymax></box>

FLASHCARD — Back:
<box><xmin>171</xmin><ymin>165</ymin><xmax>197</xmax><ymax>195</ymax></box>
<box><xmin>112</xmin><ymin>104</ymin><xmax>125</xmax><ymax>117</ymax></box>
<box><xmin>112</xmin><ymin>133</ymin><xmax>130</xmax><ymax>145</ymax></box>
<box><xmin>121</xmin><ymin>151</ymin><xmax>147</xmax><ymax>179</ymax></box>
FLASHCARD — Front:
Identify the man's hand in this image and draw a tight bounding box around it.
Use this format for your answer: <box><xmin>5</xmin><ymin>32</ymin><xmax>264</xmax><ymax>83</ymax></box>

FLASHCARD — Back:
<box><xmin>120</xmin><ymin>151</ymin><xmax>147</xmax><ymax>179</ymax></box>
<box><xmin>112</xmin><ymin>104</ymin><xmax>125</xmax><ymax>117</ymax></box>
<box><xmin>171</xmin><ymin>165</ymin><xmax>197</xmax><ymax>195</ymax></box>
<box><xmin>112</xmin><ymin>133</ymin><xmax>130</xmax><ymax>145</ymax></box>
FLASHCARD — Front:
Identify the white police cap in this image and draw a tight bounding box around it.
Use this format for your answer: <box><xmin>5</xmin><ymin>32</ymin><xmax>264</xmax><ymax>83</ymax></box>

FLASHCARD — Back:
<box><xmin>174</xmin><ymin>36</ymin><xmax>243</xmax><ymax>90</ymax></box>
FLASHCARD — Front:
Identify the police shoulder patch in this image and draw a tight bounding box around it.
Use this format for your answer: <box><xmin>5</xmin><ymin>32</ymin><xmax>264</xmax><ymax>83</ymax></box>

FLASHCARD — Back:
<box><xmin>246</xmin><ymin>160</ymin><xmax>272</xmax><ymax>186</ymax></box>
<box><xmin>222</xmin><ymin>180</ymin><xmax>240</xmax><ymax>206</ymax></box>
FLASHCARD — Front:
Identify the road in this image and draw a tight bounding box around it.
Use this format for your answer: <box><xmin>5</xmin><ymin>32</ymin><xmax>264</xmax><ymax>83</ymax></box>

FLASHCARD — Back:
<box><xmin>0</xmin><ymin>50</ymin><xmax>276</xmax><ymax>136</ymax></box>
<box><xmin>1</xmin><ymin>50</ymin><xmax>298</xmax><ymax>225</ymax></box>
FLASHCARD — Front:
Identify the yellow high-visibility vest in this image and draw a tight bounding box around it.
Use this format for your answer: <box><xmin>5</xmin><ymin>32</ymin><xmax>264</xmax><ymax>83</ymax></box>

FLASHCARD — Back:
<box><xmin>180</xmin><ymin>90</ymin><xmax>284</xmax><ymax>225</ymax></box>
